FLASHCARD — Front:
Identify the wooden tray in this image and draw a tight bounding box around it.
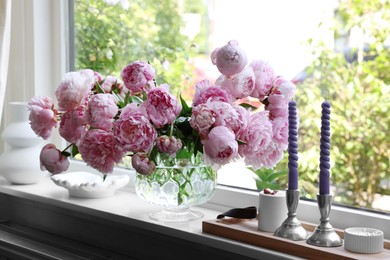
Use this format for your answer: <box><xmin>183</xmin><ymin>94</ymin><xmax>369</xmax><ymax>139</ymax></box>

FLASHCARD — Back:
<box><xmin>202</xmin><ymin>218</ymin><xmax>390</xmax><ymax>260</ymax></box>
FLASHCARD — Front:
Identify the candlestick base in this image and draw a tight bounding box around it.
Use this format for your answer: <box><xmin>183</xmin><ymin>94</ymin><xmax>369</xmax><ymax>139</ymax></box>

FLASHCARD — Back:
<box><xmin>307</xmin><ymin>226</ymin><xmax>343</xmax><ymax>247</ymax></box>
<box><xmin>274</xmin><ymin>190</ymin><xmax>308</xmax><ymax>241</ymax></box>
<box><xmin>306</xmin><ymin>194</ymin><xmax>343</xmax><ymax>247</ymax></box>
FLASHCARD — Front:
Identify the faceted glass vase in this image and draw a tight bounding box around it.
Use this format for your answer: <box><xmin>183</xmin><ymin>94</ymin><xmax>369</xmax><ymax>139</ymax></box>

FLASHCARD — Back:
<box><xmin>135</xmin><ymin>159</ymin><xmax>217</xmax><ymax>222</ymax></box>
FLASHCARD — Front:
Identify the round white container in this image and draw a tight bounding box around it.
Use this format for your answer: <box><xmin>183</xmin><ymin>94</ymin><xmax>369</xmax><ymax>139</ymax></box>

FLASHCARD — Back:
<box><xmin>258</xmin><ymin>190</ymin><xmax>288</xmax><ymax>233</ymax></box>
<box><xmin>344</xmin><ymin>227</ymin><xmax>384</xmax><ymax>254</ymax></box>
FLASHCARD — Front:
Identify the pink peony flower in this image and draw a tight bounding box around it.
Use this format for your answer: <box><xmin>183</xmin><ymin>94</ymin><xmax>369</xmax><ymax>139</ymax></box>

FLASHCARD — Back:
<box><xmin>92</xmin><ymin>71</ymin><xmax>103</xmax><ymax>84</ymax></box>
<box><xmin>55</xmin><ymin>69</ymin><xmax>95</xmax><ymax>111</ymax></box>
<box><xmin>100</xmin><ymin>75</ymin><xmax>122</xmax><ymax>93</ymax></box>
<box><xmin>85</xmin><ymin>93</ymin><xmax>118</xmax><ymax>131</ymax></box>
<box><xmin>233</xmin><ymin>105</ymin><xmax>251</xmax><ymax>136</ymax></box>
<box><xmin>143</xmin><ymin>84</ymin><xmax>181</xmax><ymax>128</ymax></box>
<box><xmin>202</xmin><ymin>126</ymin><xmax>238</xmax><ymax>167</ymax></box>
<box><xmin>39</xmin><ymin>144</ymin><xmax>70</xmax><ymax>174</ymax></box>
<box><xmin>271</xmin><ymin>76</ymin><xmax>296</xmax><ymax>100</ymax></box>
<box><xmin>131</xmin><ymin>153</ymin><xmax>155</xmax><ymax>175</ymax></box>
<box><xmin>266</xmin><ymin>94</ymin><xmax>289</xmax><ymax>120</ymax></box>
<box><xmin>238</xmin><ymin>111</ymin><xmax>273</xmax><ymax>167</ymax></box>
<box><xmin>216</xmin><ymin>66</ymin><xmax>255</xmax><ymax>99</ymax></box>
<box><xmin>248</xmin><ymin>144</ymin><xmax>284</xmax><ymax>169</ymax></box>
<box><xmin>59</xmin><ymin>105</ymin><xmax>86</xmax><ymax>143</ymax></box>
<box><xmin>114</xmin><ymin>103</ymin><xmax>157</xmax><ymax>152</ymax></box>
<box><xmin>271</xmin><ymin>117</ymin><xmax>289</xmax><ymax>150</ymax></box>
<box><xmin>78</xmin><ymin>129</ymin><xmax>124</xmax><ymax>174</ymax></box>
<box><xmin>250</xmin><ymin>60</ymin><xmax>275</xmax><ymax>101</ymax></box>
<box><xmin>28</xmin><ymin>96</ymin><xmax>55</xmax><ymax>109</ymax></box>
<box><xmin>28</xmin><ymin>96</ymin><xmax>58</xmax><ymax>140</ymax></box>
<box><xmin>190</xmin><ymin>103</ymin><xmax>216</xmax><ymax>137</ymax></box>
<box><xmin>192</xmin><ymin>80</ymin><xmax>232</xmax><ymax>106</ymax></box>
<box><xmin>208</xmin><ymin>101</ymin><xmax>249</xmax><ymax>138</ymax></box>
<box><xmin>156</xmin><ymin>135</ymin><xmax>183</xmax><ymax>156</ymax></box>
<box><xmin>121</xmin><ymin>61</ymin><xmax>155</xmax><ymax>93</ymax></box>
<box><xmin>211</xmin><ymin>40</ymin><xmax>248</xmax><ymax>77</ymax></box>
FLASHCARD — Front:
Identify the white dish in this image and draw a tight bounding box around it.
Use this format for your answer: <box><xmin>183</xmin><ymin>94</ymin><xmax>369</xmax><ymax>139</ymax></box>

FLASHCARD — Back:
<box><xmin>51</xmin><ymin>171</ymin><xmax>130</xmax><ymax>199</ymax></box>
<box><xmin>344</xmin><ymin>227</ymin><xmax>384</xmax><ymax>254</ymax></box>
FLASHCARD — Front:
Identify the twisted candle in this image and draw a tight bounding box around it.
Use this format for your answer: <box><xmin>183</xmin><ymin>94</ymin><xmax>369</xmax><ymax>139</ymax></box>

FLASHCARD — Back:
<box><xmin>319</xmin><ymin>101</ymin><xmax>331</xmax><ymax>195</ymax></box>
<box><xmin>288</xmin><ymin>100</ymin><xmax>299</xmax><ymax>190</ymax></box>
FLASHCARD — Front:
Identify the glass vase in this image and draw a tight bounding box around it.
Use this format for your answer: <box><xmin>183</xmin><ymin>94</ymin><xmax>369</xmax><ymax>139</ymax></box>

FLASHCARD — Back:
<box><xmin>135</xmin><ymin>156</ymin><xmax>217</xmax><ymax>222</ymax></box>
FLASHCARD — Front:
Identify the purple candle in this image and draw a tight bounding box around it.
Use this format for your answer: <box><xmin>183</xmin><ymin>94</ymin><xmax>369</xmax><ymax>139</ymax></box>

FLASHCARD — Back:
<box><xmin>288</xmin><ymin>100</ymin><xmax>299</xmax><ymax>190</ymax></box>
<box><xmin>319</xmin><ymin>101</ymin><xmax>331</xmax><ymax>195</ymax></box>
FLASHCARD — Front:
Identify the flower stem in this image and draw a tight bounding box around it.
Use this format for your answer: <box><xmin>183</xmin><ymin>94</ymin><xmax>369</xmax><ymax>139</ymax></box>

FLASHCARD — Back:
<box><xmin>62</xmin><ymin>143</ymin><xmax>74</xmax><ymax>153</ymax></box>
<box><xmin>169</xmin><ymin>123</ymin><xmax>174</xmax><ymax>137</ymax></box>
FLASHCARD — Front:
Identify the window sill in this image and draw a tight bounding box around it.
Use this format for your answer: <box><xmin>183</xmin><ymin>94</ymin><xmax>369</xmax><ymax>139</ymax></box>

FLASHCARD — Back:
<box><xmin>0</xmin><ymin>167</ymin><xmax>297</xmax><ymax>259</ymax></box>
<box><xmin>0</xmin><ymin>160</ymin><xmax>389</xmax><ymax>259</ymax></box>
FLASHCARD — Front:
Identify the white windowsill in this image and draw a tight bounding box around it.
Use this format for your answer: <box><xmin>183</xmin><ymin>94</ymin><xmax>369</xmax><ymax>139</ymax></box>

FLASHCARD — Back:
<box><xmin>0</xmin><ymin>159</ymin><xmax>389</xmax><ymax>259</ymax></box>
<box><xmin>0</xmin><ymin>161</ymin><xmax>300</xmax><ymax>259</ymax></box>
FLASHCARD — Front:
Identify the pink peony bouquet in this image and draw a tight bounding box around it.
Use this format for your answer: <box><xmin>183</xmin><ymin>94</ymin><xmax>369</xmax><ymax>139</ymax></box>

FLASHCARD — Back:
<box><xmin>28</xmin><ymin>40</ymin><xmax>296</xmax><ymax>177</ymax></box>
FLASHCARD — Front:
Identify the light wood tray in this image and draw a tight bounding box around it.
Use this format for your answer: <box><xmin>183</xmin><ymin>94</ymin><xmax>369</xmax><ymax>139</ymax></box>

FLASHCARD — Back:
<box><xmin>202</xmin><ymin>218</ymin><xmax>390</xmax><ymax>260</ymax></box>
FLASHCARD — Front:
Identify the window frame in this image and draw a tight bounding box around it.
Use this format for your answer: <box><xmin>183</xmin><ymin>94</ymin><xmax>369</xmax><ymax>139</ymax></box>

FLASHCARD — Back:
<box><xmin>7</xmin><ymin>0</ymin><xmax>388</xmax><ymax>241</ymax></box>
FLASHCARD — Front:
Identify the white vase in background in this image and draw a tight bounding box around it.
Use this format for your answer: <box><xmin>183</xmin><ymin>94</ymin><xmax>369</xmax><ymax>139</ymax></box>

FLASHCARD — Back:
<box><xmin>0</xmin><ymin>101</ymin><xmax>47</xmax><ymax>184</ymax></box>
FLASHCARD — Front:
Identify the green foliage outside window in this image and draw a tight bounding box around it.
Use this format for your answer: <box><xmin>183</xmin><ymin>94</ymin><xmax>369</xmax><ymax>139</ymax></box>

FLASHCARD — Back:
<box><xmin>296</xmin><ymin>0</ymin><xmax>390</xmax><ymax>210</ymax></box>
<box><xmin>73</xmin><ymin>0</ymin><xmax>196</xmax><ymax>96</ymax></box>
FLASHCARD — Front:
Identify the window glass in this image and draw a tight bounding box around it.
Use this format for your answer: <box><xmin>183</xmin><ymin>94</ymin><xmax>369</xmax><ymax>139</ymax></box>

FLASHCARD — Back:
<box><xmin>71</xmin><ymin>0</ymin><xmax>390</xmax><ymax>214</ymax></box>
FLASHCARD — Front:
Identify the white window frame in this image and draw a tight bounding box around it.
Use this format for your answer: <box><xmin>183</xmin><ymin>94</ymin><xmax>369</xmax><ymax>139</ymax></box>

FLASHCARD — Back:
<box><xmin>6</xmin><ymin>0</ymin><xmax>389</xmax><ymax>241</ymax></box>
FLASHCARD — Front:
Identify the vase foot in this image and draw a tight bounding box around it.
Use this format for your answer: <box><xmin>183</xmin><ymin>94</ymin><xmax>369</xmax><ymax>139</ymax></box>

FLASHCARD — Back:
<box><xmin>149</xmin><ymin>208</ymin><xmax>204</xmax><ymax>222</ymax></box>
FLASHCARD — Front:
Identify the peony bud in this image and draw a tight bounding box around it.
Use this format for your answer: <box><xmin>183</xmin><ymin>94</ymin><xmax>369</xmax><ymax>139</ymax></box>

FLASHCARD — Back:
<box><xmin>132</xmin><ymin>153</ymin><xmax>156</xmax><ymax>176</ymax></box>
<box><xmin>40</xmin><ymin>144</ymin><xmax>70</xmax><ymax>174</ymax></box>
<box><xmin>156</xmin><ymin>135</ymin><xmax>182</xmax><ymax>156</ymax></box>
<box><xmin>210</xmin><ymin>40</ymin><xmax>248</xmax><ymax>77</ymax></box>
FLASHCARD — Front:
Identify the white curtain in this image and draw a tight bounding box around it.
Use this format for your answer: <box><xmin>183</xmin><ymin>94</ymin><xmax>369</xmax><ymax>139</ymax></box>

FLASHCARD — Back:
<box><xmin>0</xmin><ymin>0</ymin><xmax>11</xmax><ymax>123</ymax></box>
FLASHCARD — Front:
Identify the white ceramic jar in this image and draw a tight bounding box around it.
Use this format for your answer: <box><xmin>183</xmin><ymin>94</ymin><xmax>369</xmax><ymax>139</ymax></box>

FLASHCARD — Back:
<box><xmin>258</xmin><ymin>190</ymin><xmax>288</xmax><ymax>233</ymax></box>
<box><xmin>0</xmin><ymin>102</ymin><xmax>47</xmax><ymax>184</ymax></box>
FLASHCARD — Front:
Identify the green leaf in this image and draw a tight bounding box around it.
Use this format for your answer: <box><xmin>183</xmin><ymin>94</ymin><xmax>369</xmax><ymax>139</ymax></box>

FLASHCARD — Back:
<box><xmin>61</xmin><ymin>151</ymin><xmax>71</xmax><ymax>157</ymax></box>
<box><xmin>179</xmin><ymin>95</ymin><xmax>191</xmax><ymax>116</ymax></box>
<box><xmin>129</xmin><ymin>95</ymin><xmax>144</xmax><ymax>104</ymax></box>
<box><xmin>175</xmin><ymin>116</ymin><xmax>189</xmax><ymax>124</ymax></box>
<box><xmin>194</xmin><ymin>136</ymin><xmax>203</xmax><ymax>155</ymax></box>
<box><xmin>239</xmin><ymin>102</ymin><xmax>258</xmax><ymax>110</ymax></box>
<box><xmin>252</xmin><ymin>167</ymin><xmax>287</xmax><ymax>191</ymax></box>
<box><xmin>112</xmin><ymin>92</ymin><xmax>126</xmax><ymax>108</ymax></box>
<box><xmin>123</xmin><ymin>92</ymin><xmax>132</xmax><ymax>106</ymax></box>
<box><xmin>175</xmin><ymin>149</ymin><xmax>192</xmax><ymax>160</ymax></box>
<box><xmin>142</xmin><ymin>91</ymin><xmax>147</xmax><ymax>101</ymax></box>
<box><xmin>236</xmin><ymin>139</ymin><xmax>246</xmax><ymax>145</ymax></box>
<box><xmin>71</xmin><ymin>145</ymin><xmax>79</xmax><ymax>157</ymax></box>
<box><xmin>95</xmin><ymin>82</ymin><xmax>104</xmax><ymax>93</ymax></box>
<box><xmin>148</xmin><ymin>146</ymin><xmax>159</xmax><ymax>165</ymax></box>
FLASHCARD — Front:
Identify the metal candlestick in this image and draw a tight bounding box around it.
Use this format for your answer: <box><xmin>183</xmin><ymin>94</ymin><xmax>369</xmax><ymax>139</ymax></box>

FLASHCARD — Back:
<box><xmin>274</xmin><ymin>189</ymin><xmax>308</xmax><ymax>240</ymax></box>
<box><xmin>306</xmin><ymin>194</ymin><xmax>343</xmax><ymax>247</ymax></box>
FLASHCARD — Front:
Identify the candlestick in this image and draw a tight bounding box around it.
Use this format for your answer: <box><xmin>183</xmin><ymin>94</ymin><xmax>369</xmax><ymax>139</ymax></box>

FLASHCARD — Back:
<box><xmin>306</xmin><ymin>194</ymin><xmax>342</xmax><ymax>247</ymax></box>
<box><xmin>319</xmin><ymin>101</ymin><xmax>331</xmax><ymax>195</ymax></box>
<box><xmin>274</xmin><ymin>189</ymin><xmax>308</xmax><ymax>240</ymax></box>
<box><xmin>288</xmin><ymin>100</ymin><xmax>298</xmax><ymax>190</ymax></box>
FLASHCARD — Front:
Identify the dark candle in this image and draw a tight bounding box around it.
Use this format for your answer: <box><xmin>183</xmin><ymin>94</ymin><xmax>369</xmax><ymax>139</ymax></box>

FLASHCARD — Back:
<box><xmin>288</xmin><ymin>100</ymin><xmax>299</xmax><ymax>190</ymax></box>
<box><xmin>319</xmin><ymin>101</ymin><xmax>331</xmax><ymax>195</ymax></box>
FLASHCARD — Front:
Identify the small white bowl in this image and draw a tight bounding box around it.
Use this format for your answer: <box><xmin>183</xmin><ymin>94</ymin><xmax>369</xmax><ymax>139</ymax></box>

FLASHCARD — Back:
<box><xmin>51</xmin><ymin>171</ymin><xmax>130</xmax><ymax>199</ymax></box>
<box><xmin>344</xmin><ymin>227</ymin><xmax>384</xmax><ymax>254</ymax></box>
